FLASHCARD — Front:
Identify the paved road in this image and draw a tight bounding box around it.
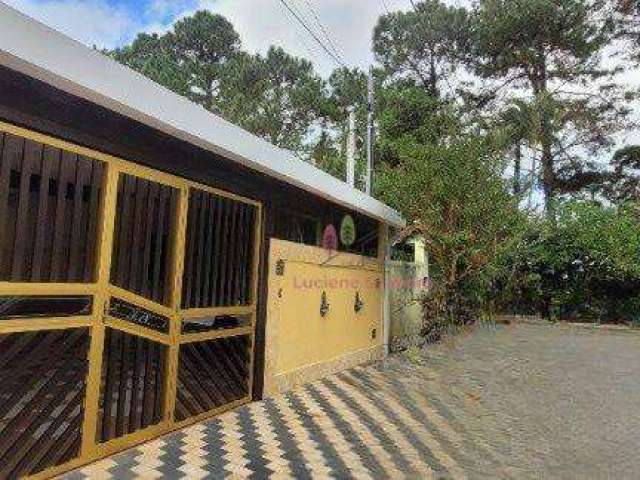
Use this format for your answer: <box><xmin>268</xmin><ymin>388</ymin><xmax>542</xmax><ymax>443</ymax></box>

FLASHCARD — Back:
<box><xmin>63</xmin><ymin>322</ymin><xmax>640</xmax><ymax>479</ymax></box>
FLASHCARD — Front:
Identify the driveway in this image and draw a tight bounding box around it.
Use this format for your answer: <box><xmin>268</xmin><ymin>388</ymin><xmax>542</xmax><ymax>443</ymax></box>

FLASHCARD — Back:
<box><xmin>62</xmin><ymin>322</ymin><xmax>640</xmax><ymax>479</ymax></box>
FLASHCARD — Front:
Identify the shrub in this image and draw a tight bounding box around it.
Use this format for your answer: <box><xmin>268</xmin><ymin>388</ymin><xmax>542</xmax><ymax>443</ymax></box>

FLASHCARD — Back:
<box><xmin>494</xmin><ymin>201</ymin><xmax>640</xmax><ymax>324</ymax></box>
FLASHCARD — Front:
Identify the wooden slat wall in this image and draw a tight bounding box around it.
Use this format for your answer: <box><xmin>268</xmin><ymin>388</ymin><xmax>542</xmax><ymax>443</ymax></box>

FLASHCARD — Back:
<box><xmin>175</xmin><ymin>335</ymin><xmax>251</xmax><ymax>422</ymax></box>
<box><xmin>97</xmin><ymin>328</ymin><xmax>166</xmax><ymax>443</ymax></box>
<box><xmin>110</xmin><ymin>174</ymin><xmax>178</xmax><ymax>306</ymax></box>
<box><xmin>0</xmin><ymin>132</ymin><xmax>104</xmax><ymax>283</ymax></box>
<box><xmin>182</xmin><ymin>190</ymin><xmax>257</xmax><ymax>309</ymax></box>
<box><xmin>0</xmin><ymin>328</ymin><xmax>90</xmax><ymax>479</ymax></box>
<box><xmin>0</xmin><ymin>124</ymin><xmax>261</xmax><ymax>476</ymax></box>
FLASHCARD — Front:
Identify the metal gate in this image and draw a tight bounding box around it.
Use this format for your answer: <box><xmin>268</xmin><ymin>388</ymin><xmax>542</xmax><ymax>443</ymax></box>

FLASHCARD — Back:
<box><xmin>0</xmin><ymin>121</ymin><xmax>261</xmax><ymax>479</ymax></box>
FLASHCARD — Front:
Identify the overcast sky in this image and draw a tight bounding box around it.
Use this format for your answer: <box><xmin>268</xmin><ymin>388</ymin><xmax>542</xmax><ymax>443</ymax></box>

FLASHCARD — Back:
<box><xmin>4</xmin><ymin>0</ymin><xmax>638</xmax><ymax>154</ymax></box>
<box><xmin>3</xmin><ymin>0</ymin><xmax>417</xmax><ymax>77</ymax></box>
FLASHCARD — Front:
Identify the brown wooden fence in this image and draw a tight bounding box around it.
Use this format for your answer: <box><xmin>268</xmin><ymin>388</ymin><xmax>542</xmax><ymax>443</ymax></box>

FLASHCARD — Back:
<box><xmin>0</xmin><ymin>121</ymin><xmax>261</xmax><ymax>479</ymax></box>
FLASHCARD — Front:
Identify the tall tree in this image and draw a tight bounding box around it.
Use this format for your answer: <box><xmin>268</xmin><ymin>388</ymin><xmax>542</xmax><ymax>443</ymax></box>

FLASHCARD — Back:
<box><xmin>219</xmin><ymin>46</ymin><xmax>326</xmax><ymax>152</ymax></box>
<box><xmin>110</xmin><ymin>12</ymin><xmax>327</xmax><ymax>154</ymax></box>
<box><xmin>471</xmin><ymin>0</ymin><xmax>633</xmax><ymax>217</ymax></box>
<box><xmin>170</xmin><ymin>11</ymin><xmax>241</xmax><ymax>112</ymax></box>
<box><xmin>601</xmin><ymin>145</ymin><xmax>640</xmax><ymax>202</ymax></box>
<box><xmin>311</xmin><ymin>67</ymin><xmax>369</xmax><ymax>182</ymax></box>
<box><xmin>495</xmin><ymin>100</ymin><xmax>537</xmax><ymax>195</ymax></box>
<box><xmin>613</xmin><ymin>0</ymin><xmax>640</xmax><ymax>62</ymax></box>
<box><xmin>373</xmin><ymin>0</ymin><xmax>469</xmax><ymax>97</ymax></box>
<box><xmin>376</xmin><ymin>93</ymin><xmax>521</xmax><ymax>323</ymax></box>
<box><xmin>109</xmin><ymin>33</ymin><xmax>191</xmax><ymax>97</ymax></box>
<box><xmin>110</xmin><ymin>11</ymin><xmax>240</xmax><ymax>113</ymax></box>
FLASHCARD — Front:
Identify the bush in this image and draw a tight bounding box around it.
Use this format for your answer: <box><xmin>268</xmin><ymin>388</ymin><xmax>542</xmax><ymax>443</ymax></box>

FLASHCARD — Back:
<box><xmin>494</xmin><ymin>201</ymin><xmax>640</xmax><ymax>324</ymax></box>
<box><xmin>375</xmin><ymin>92</ymin><xmax>523</xmax><ymax>332</ymax></box>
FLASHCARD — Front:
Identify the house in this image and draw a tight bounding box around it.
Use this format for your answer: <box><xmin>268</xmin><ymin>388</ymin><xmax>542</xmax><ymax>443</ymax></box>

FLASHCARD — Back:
<box><xmin>0</xmin><ymin>4</ymin><xmax>404</xmax><ymax>479</ymax></box>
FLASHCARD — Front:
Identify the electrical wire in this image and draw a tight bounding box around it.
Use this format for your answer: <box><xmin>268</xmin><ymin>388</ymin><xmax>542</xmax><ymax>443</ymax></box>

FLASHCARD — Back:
<box><xmin>278</xmin><ymin>0</ymin><xmax>347</xmax><ymax>68</ymax></box>
<box><xmin>300</xmin><ymin>0</ymin><xmax>347</xmax><ymax>65</ymax></box>
<box><xmin>278</xmin><ymin>0</ymin><xmax>325</xmax><ymax>66</ymax></box>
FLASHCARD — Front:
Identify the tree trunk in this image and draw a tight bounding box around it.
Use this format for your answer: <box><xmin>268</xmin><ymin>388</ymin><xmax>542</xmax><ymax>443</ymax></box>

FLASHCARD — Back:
<box><xmin>513</xmin><ymin>141</ymin><xmax>522</xmax><ymax>194</ymax></box>
<box><xmin>532</xmin><ymin>58</ymin><xmax>556</xmax><ymax>220</ymax></box>
<box><xmin>540</xmin><ymin>118</ymin><xmax>556</xmax><ymax>219</ymax></box>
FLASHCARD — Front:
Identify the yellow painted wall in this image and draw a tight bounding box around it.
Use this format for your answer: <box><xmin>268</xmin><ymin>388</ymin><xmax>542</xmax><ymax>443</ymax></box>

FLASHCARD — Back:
<box><xmin>263</xmin><ymin>239</ymin><xmax>384</xmax><ymax>395</ymax></box>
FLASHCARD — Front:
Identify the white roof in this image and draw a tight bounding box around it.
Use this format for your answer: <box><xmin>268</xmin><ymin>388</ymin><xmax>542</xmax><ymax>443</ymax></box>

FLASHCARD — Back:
<box><xmin>0</xmin><ymin>3</ymin><xmax>405</xmax><ymax>228</ymax></box>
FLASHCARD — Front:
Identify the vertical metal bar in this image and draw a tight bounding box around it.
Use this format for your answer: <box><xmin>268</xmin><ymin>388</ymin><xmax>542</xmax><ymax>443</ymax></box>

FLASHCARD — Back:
<box><xmin>224</xmin><ymin>201</ymin><xmax>239</xmax><ymax>306</ymax></box>
<box><xmin>151</xmin><ymin>186</ymin><xmax>168</xmax><ymax>303</ymax></box>
<box><xmin>0</xmin><ymin>132</ymin><xmax>7</xmax><ymax>276</ymax></box>
<box><xmin>11</xmin><ymin>138</ymin><xmax>32</xmax><ymax>281</ymax></box>
<box><xmin>80</xmin><ymin>164</ymin><xmax>119</xmax><ymax>458</ymax></box>
<box><xmin>115</xmin><ymin>330</ymin><xmax>131</xmax><ymax>437</ymax></box>
<box><xmin>164</xmin><ymin>189</ymin><xmax>180</xmax><ymax>306</ymax></box>
<box><xmin>0</xmin><ymin>135</ymin><xmax>24</xmax><ymax>279</ymax></box>
<box><xmin>194</xmin><ymin>191</ymin><xmax>208</xmax><ymax>308</ymax></box>
<box><xmin>83</xmin><ymin>160</ymin><xmax>104</xmax><ymax>282</ymax></box>
<box><xmin>141</xmin><ymin>183</ymin><xmax>158</xmax><ymax>298</ymax></box>
<box><xmin>182</xmin><ymin>192</ymin><xmax>197</xmax><ymax>309</ymax></box>
<box><xmin>141</xmin><ymin>340</ymin><xmax>155</xmax><ymax>428</ymax></box>
<box><xmin>217</xmin><ymin>198</ymin><xmax>231</xmax><ymax>306</ymax></box>
<box><xmin>239</xmin><ymin>206</ymin><xmax>254</xmax><ymax>305</ymax></box>
<box><xmin>67</xmin><ymin>156</ymin><xmax>92</xmax><ymax>281</ymax></box>
<box><xmin>50</xmin><ymin>151</ymin><xmax>76</xmax><ymax>281</ymax></box>
<box><xmin>115</xmin><ymin>175</ymin><xmax>136</xmax><ymax>289</ymax></box>
<box><xmin>210</xmin><ymin>195</ymin><xmax>224</xmax><ymax>307</ymax></box>
<box><xmin>201</xmin><ymin>194</ymin><xmax>215</xmax><ymax>307</ymax></box>
<box><xmin>233</xmin><ymin>204</ymin><xmax>246</xmax><ymax>305</ymax></box>
<box><xmin>129</xmin><ymin>179</ymin><xmax>149</xmax><ymax>294</ymax></box>
<box><xmin>31</xmin><ymin>145</ymin><xmax>58</xmax><ymax>281</ymax></box>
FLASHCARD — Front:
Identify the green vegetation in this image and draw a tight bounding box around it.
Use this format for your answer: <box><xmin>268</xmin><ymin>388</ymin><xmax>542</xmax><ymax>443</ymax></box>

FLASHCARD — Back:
<box><xmin>493</xmin><ymin>202</ymin><xmax>640</xmax><ymax>324</ymax></box>
<box><xmin>109</xmin><ymin>1</ymin><xmax>640</xmax><ymax>329</ymax></box>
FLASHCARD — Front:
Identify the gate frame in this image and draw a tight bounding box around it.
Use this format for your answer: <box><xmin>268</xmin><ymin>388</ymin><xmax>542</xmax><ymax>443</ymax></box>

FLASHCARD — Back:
<box><xmin>0</xmin><ymin>120</ymin><xmax>263</xmax><ymax>479</ymax></box>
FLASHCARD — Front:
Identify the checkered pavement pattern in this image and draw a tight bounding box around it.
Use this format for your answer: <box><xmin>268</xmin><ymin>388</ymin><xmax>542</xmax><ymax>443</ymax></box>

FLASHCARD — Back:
<box><xmin>61</xmin><ymin>358</ymin><xmax>503</xmax><ymax>480</ymax></box>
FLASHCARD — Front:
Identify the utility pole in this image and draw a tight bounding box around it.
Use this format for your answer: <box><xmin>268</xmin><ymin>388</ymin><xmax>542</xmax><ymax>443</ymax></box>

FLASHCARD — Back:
<box><xmin>366</xmin><ymin>66</ymin><xmax>375</xmax><ymax>195</ymax></box>
<box><xmin>346</xmin><ymin>107</ymin><xmax>356</xmax><ymax>188</ymax></box>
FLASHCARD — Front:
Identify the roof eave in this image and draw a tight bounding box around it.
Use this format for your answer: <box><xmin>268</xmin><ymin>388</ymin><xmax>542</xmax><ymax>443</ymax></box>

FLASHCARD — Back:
<box><xmin>0</xmin><ymin>3</ymin><xmax>405</xmax><ymax>228</ymax></box>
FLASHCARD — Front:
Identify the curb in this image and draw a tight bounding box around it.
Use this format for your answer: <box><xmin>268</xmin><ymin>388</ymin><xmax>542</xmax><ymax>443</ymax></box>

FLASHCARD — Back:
<box><xmin>494</xmin><ymin>315</ymin><xmax>640</xmax><ymax>333</ymax></box>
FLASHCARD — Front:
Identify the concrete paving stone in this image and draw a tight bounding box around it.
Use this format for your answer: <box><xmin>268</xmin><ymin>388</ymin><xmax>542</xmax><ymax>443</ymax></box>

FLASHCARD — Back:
<box><xmin>58</xmin><ymin>323</ymin><xmax>640</xmax><ymax>479</ymax></box>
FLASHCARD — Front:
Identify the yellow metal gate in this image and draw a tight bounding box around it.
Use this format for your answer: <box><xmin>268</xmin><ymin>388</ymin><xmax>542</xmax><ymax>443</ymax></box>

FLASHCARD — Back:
<box><xmin>0</xmin><ymin>121</ymin><xmax>262</xmax><ymax>479</ymax></box>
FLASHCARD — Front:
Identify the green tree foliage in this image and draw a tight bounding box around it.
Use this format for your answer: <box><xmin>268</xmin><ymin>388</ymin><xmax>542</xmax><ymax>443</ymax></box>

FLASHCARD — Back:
<box><xmin>111</xmin><ymin>12</ymin><xmax>240</xmax><ymax>112</ymax></box>
<box><xmin>496</xmin><ymin>201</ymin><xmax>640</xmax><ymax>324</ymax></box>
<box><xmin>110</xmin><ymin>12</ymin><xmax>326</xmax><ymax>154</ymax></box>
<box><xmin>600</xmin><ymin>145</ymin><xmax>640</xmax><ymax>202</ymax></box>
<box><xmin>326</xmin><ymin>67</ymin><xmax>368</xmax><ymax>124</ymax></box>
<box><xmin>310</xmin><ymin>67</ymin><xmax>376</xmax><ymax>185</ymax></box>
<box><xmin>109</xmin><ymin>33</ymin><xmax>191</xmax><ymax>97</ymax></box>
<box><xmin>613</xmin><ymin>0</ymin><xmax>640</xmax><ymax>62</ymax></box>
<box><xmin>493</xmin><ymin>100</ymin><xmax>537</xmax><ymax>195</ymax></box>
<box><xmin>373</xmin><ymin>0</ymin><xmax>469</xmax><ymax>96</ymax></box>
<box><xmin>376</xmin><ymin>86</ymin><xmax>459</xmax><ymax>167</ymax></box>
<box><xmin>470</xmin><ymin>0</ymin><xmax>633</xmax><ymax>216</ymax></box>
<box><xmin>171</xmin><ymin>11</ymin><xmax>241</xmax><ymax>112</ymax></box>
<box><xmin>376</xmin><ymin>91</ymin><xmax>522</xmax><ymax>325</ymax></box>
<box><xmin>219</xmin><ymin>47</ymin><xmax>326</xmax><ymax>152</ymax></box>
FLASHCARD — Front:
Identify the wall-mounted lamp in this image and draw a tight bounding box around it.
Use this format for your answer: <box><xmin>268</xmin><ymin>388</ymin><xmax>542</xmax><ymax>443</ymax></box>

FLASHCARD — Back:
<box><xmin>320</xmin><ymin>291</ymin><xmax>330</xmax><ymax>317</ymax></box>
<box><xmin>354</xmin><ymin>291</ymin><xmax>364</xmax><ymax>313</ymax></box>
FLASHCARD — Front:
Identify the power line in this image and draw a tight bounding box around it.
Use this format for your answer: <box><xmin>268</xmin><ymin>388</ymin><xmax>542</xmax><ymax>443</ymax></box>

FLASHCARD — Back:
<box><xmin>381</xmin><ymin>0</ymin><xmax>391</xmax><ymax>14</ymax></box>
<box><xmin>300</xmin><ymin>0</ymin><xmax>347</xmax><ymax>65</ymax></box>
<box><xmin>278</xmin><ymin>0</ymin><xmax>325</xmax><ymax>65</ymax></box>
<box><xmin>278</xmin><ymin>0</ymin><xmax>347</xmax><ymax>68</ymax></box>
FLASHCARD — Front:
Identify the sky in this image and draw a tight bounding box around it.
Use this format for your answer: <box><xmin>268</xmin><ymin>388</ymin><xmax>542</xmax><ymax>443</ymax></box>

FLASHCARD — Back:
<box><xmin>3</xmin><ymin>0</ymin><xmax>414</xmax><ymax>78</ymax></box>
<box><xmin>3</xmin><ymin>0</ymin><xmax>639</xmax><ymax>174</ymax></box>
